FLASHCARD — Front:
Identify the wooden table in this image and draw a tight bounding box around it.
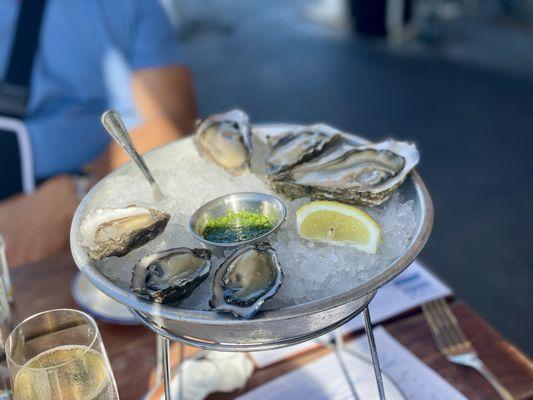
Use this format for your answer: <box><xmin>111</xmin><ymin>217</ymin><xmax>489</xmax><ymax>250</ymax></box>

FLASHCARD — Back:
<box><xmin>10</xmin><ymin>252</ymin><xmax>533</xmax><ymax>400</ymax></box>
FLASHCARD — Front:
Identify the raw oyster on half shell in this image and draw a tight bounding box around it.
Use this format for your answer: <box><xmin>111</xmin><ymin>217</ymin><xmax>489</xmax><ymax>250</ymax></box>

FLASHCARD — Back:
<box><xmin>210</xmin><ymin>242</ymin><xmax>283</xmax><ymax>319</ymax></box>
<box><xmin>270</xmin><ymin>140</ymin><xmax>419</xmax><ymax>206</ymax></box>
<box><xmin>195</xmin><ymin>109</ymin><xmax>252</xmax><ymax>175</ymax></box>
<box><xmin>131</xmin><ymin>247</ymin><xmax>212</xmax><ymax>303</ymax></box>
<box><xmin>78</xmin><ymin>206</ymin><xmax>170</xmax><ymax>261</ymax></box>
<box><xmin>266</xmin><ymin>127</ymin><xmax>341</xmax><ymax>175</ymax></box>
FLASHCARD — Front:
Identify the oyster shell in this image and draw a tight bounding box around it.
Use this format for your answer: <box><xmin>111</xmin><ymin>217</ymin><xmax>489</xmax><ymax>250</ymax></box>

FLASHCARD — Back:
<box><xmin>195</xmin><ymin>109</ymin><xmax>252</xmax><ymax>175</ymax></box>
<box><xmin>131</xmin><ymin>248</ymin><xmax>212</xmax><ymax>303</ymax></box>
<box><xmin>270</xmin><ymin>140</ymin><xmax>419</xmax><ymax>206</ymax></box>
<box><xmin>266</xmin><ymin>127</ymin><xmax>341</xmax><ymax>175</ymax></box>
<box><xmin>78</xmin><ymin>206</ymin><xmax>169</xmax><ymax>261</ymax></box>
<box><xmin>210</xmin><ymin>242</ymin><xmax>283</xmax><ymax>319</ymax></box>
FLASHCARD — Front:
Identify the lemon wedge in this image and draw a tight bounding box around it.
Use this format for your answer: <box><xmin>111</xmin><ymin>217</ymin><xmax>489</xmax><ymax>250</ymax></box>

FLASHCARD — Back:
<box><xmin>296</xmin><ymin>201</ymin><xmax>381</xmax><ymax>254</ymax></box>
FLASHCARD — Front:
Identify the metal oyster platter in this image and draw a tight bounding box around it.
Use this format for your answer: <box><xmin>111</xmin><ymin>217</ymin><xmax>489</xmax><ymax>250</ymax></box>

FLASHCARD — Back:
<box><xmin>70</xmin><ymin>122</ymin><xmax>433</xmax><ymax>351</ymax></box>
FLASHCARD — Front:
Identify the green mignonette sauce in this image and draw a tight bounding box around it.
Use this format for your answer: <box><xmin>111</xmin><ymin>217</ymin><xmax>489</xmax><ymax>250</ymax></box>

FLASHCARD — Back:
<box><xmin>202</xmin><ymin>210</ymin><xmax>275</xmax><ymax>243</ymax></box>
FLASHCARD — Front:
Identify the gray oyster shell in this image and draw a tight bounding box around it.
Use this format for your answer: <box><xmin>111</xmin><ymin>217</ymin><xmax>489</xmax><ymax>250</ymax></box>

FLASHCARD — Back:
<box><xmin>270</xmin><ymin>140</ymin><xmax>419</xmax><ymax>206</ymax></box>
<box><xmin>195</xmin><ymin>109</ymin><xmax>252</xmax><ymax>175</ymax></box>
<box><xmin>131</xmin><ymin>247</ymin><xmax>212</xmax><ymax>303</ymax></box>
<box><xmin>78</xmin><ymin>206</ymin><xmax>170</xmax><ymax>261</ymax></box>
<box><xmin>266</xmin><ymin>127</ymin><xmax>341</xmax><ymax>175</ymax></box>
<box><xmin>210</xmin><ymin>242</ymin><xmax>283</xmax><ymax>319</ymax></box>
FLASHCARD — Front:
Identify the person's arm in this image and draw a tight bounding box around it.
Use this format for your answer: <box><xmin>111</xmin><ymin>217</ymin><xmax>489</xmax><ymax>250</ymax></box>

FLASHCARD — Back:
<box><xmin>0</xmin><ymin>175</ymin><xmax>78</xmax><ymax>267</ymax></box>
<box><xmin>133</xmin><ymin>65</ymin><xmax>197</xmax><ymax>135</ymax></box>
<box><xmin>0</xmin><ymin>2</ymin><xmax>195</xmax><ymax>267</ymax></box>
<box><xmin>2</xmin><ymin>63</ymin><xmax>197</xmax><ymax>266</ymax></box>
<box><xmin>87</xmin><ymin>66</ymin><xmax>197</xmax><ymax>176</ymax></box>
<box><xmin>86</xmin><ymin>1</ymin><xmax>197</xmax><ymax>176</ymax></box>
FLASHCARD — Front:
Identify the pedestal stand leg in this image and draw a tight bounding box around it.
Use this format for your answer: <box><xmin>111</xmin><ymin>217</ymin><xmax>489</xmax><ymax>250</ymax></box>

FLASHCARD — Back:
<box><xmin>178</xmin><ymin>343</ymin><xmax>184</xmax><ymax>400</ymax></box>
<box><xmin>161</xmin><ymin>336</ymin><xmax>172</xmax><ymax>400</ymax></box>
<box><xmin>156</xmin><ymin>335</ymin><xmax>163</xmax><ymax>385</ymax></box>
<box><xmin>333</xmin><ymin>331</ymin><xmax>359</xmax><ymax>400</ymax></box>
<box><xmin>363</xmin><ymin>306</ymin><xmax>386</xmax><ymax>400</ymax></box>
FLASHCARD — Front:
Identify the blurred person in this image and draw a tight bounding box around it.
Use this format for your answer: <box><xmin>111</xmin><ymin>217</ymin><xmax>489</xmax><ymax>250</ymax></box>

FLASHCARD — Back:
<box><xmin>0</xmin><ymin>0</ymin><xmax>196</xmax><ymax>267</ymax></box>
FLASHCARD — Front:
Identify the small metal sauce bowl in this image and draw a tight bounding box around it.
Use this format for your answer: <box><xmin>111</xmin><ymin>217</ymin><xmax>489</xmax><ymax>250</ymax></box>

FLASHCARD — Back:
<box><xmin>187</xmin><ymin>192</ymin><xmax>287</xmax><ymax>251</ymax></box>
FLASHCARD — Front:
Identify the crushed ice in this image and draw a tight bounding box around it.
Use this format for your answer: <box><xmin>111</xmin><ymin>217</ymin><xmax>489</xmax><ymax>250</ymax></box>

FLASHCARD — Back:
<box><xmin>90</xmin><ymin>138</ymin><xmax>417</xmax><ymax>310</ymax></box>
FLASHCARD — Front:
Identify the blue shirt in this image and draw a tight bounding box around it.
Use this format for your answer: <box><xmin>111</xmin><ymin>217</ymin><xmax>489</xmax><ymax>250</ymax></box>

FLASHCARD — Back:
<box><xmin>0</xmin><ymin>0</ymin><xmax>183</xmax><ymax>179</ymax></box>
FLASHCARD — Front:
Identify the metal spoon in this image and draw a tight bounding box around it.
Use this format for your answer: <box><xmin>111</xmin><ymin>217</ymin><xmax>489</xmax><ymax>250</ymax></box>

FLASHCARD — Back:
<box><xmin>101</xmin><ymin>110</ymin><xmax>164</xmax><ymax>201</ymax></box>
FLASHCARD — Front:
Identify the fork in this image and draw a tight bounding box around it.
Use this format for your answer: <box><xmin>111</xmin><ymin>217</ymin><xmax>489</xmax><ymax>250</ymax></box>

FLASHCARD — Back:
<box><xmin>422</xmin><ymin>299</ymin><xmax>514</xmax><ymax>400</ymax></box>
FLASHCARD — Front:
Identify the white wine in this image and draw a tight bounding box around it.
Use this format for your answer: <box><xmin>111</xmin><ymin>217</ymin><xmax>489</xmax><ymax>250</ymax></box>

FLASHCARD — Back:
<box><xmin>13</xmin><ymin>345</ymin><xmax>118</xmax><ymax>400</ymax></box>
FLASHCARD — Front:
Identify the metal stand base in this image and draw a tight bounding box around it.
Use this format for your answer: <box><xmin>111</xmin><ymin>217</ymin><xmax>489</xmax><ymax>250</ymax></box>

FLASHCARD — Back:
<box><xmin>140</xmin><ymin>298</ymin><xmax>388</xmax><ymax>400</ymax></box>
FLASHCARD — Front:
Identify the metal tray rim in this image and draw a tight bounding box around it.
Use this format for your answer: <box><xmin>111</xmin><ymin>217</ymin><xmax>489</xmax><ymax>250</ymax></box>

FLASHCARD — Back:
<box><xmin>70</xmin><ymin>126</ymin><xmax>433</xmax><ymax>326</ymax></box>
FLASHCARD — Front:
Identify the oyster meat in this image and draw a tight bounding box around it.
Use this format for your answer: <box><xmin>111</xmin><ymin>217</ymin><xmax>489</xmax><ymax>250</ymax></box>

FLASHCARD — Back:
<box><xmin>270</xmin><ymin>140</ymin><xmax>419</xmax><ymax>206</ymax></box>
<box><xmin>195</xmin><ymin>109</ymin><xmax>252</xmax><ymax>175</ymax></box>
<box><xmin>78</xmin><ymin>206</ymin><xmax>169</xmax><ymax>261</ymax></box>
<box><xmin>131</xmin><ymin>248</ymin><xmax>212</xmax><ymax>303</ymax></box>
<box><xmin>266</xmin><ymin>127</ymin><xmax>341</xmax><ymax>175</ymax></box>
<box><xmin>210</xmin><ymin>242</ymin><xmax>283</xmax><ymax>319</ymax></box>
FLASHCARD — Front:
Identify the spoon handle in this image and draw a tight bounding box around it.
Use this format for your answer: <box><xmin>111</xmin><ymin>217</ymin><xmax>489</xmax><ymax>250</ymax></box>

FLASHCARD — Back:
<box><xmin>101</xmin><ymin>110</ymin><xmax>163</xmax><ymax>199</ymax></box>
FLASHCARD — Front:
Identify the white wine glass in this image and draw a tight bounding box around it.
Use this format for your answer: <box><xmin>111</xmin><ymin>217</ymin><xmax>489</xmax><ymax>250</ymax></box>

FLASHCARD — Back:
<box><xmin>5</xmin><ymin>308</ymin><xmax>119</xmax><ymax>400</ymax></box>
<box><xmin>0</xmin><ymin>274</ymin><xmax>12</xmax><ymax>399</ymax></box>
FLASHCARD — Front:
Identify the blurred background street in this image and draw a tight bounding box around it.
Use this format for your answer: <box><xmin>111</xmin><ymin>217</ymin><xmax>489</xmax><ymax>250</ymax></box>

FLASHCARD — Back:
<box><xmin>173</xmin><ymin>0</ymin><xmax>533</xmax><ymax>354</ymax></box>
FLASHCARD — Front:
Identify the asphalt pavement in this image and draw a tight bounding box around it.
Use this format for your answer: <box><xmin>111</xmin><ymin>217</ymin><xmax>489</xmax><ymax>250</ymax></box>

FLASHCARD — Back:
<box><xmin>177</xmin><ymin>0</ymin><xmax>533</xmax><ymax>354</ymax></box>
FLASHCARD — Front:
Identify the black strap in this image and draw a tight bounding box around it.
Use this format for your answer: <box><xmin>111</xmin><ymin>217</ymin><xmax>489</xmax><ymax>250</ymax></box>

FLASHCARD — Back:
<box><xmin>5</xmin><ymin>0</ymin><xmax>47</xmax><ymax>87</ymax></box>
<box><xmin>0</xmin><ymin>0</ymin><xmax>47</xmax><ymax>117</ymax></box>
<box><xmin>0</xmin><ymin>128</ymin><xmax>24</xmax><ymax>199</ymax></box>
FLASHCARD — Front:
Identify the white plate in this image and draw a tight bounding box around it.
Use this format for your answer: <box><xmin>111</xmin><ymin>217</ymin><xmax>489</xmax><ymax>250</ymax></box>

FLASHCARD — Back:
<box><xmin>71</xmin><ymin>272</ymin><xmax>138</xmax><ymax>325</ymax></box>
